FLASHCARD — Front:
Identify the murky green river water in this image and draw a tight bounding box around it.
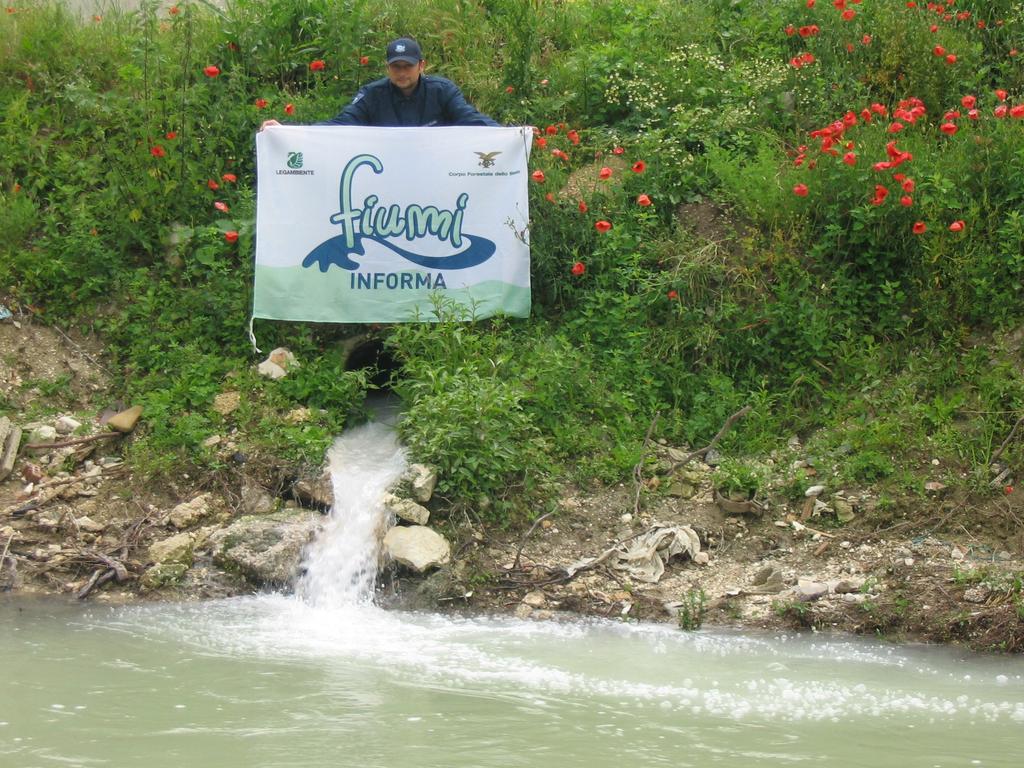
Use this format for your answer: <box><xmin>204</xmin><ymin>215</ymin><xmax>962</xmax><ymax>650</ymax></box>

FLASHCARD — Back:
<box><xmin>2</xmin><ymin>596</ymin><xmax>1023</xmax><ymax>768</ymax></box>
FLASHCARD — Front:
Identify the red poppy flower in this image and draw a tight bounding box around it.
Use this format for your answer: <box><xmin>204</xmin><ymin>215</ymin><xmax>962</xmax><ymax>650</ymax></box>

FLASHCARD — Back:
<box><xmin>165</xmin><ymin>131</ymin><xmax>177</xmax><ymax>140</ymax></box>
<box><xmin>912</xmin><ymin>221</ymin><xmax>926</xmax><ymax>235</ymax></box>
<box><xmin>207</xmin><ymin>179</ymin><xmax>220</xmax><ymax>191</ymax></box>
<box><xmin>150</xmin><ymin>145</ymin><xmax>166</xmax><ymax>158</ymax></box>
<box><xmin>612</xmin><ymin>146</ymin><xmax>625</xmax><ymax>155</ymax></box>
<box><xmin>571</xmin><ymin>261</ymin><xmax>586</xmax><ymax>276</ymax></box>
<box><xmin>1011</xmin><ymin>50</ymin><xmax>1019</xmax><ymax>58</ymax></box>
<box><xmin>631</xmin><ymin>160</ymin><xmax>646</xmax><ymax>174</ymax></box>
<box><xmin>598</xmin><ymin>167</ymin><xmax>612</xmax><ymax>180</ymax></box>
<box><xmin>309</xmin><ymin>60</ymin><xmax>326</xmax><ymax>72</ymax></box>
<box><xmin>636</xmin><ymin>194</ymin><xmax>652</xmax><ymax>207</ymax></box>
<box><xmin>961</xmin><ymin>95</ymin><xmax>976</xmax><ymax>109</ymax></box>
<box><xmin>545</xmin><ymin>125</ymin><xmax>557</xmax><ymax>135</ymax></box>
<box><xmin>793</xmin><ymin>183</ymin><xmax>809</xmax><ymax>197</ymax></box>
<box><xmin>214</xmin><ymin>201</ymin><xmax>229</xmax><ymax>212</ymax></box>
<box><xmin>949</xmin><ymin>220</ymin><xmax>965</xmax><ymax>232</ymax></box>
<box><xmin>995</xmin><ymin>105</ymin><xmax>1009</xmax><ymax>118</ymax></box>
<box><xmin>531</xmin><ymin>170</ymin><xmax>546</xmax><ymax>183</ymax></box>
<box><xmin>284</xmin><ymin>103</ymin><xmax>295</xmax><ymax>115</ymax></box>
<box><xmin>841</xmin><ymin>9</ymin><xmax>855</xmax><ymax>20</ymax></box>
<box><xmin>902</xmin><ymin>179</ymin><xmax>915</xmax><ymax>193</ymax></box>
<box><xmin>578</xmin><ymin>200</ymin><xmax>588</xmax><ymax>213</ymax></box>
<box><xmin>996</xmin><ymin>89</ymin><xmax>1009</xmax><ymax>102</ymax></box>
<box><xmin>900</xmin><ymin>195</ymin><xmax>913</xmax><ymax>207</ymax></box>
<box><xmin>945</xmin><ymin>54</ymin><xmax>957</xmax><ymax>65</ymax></box>
<box><xmin>785</xmin><ymin>25</ymin><xmax>796</xmax><ymax>36</ymax></box>
<box><xmin>667</xmin><ymin>290</ymin><xmax>679</xmax><ymax>300</ymax></box>
<box><xmin>933</xmin><ymin>45</ymin><xmax>946</xmax><ymax>57</ymax></box>
<box><xmin>254</xmin><ymin>98</ymin><xmax>268</xmax><ymax>109</ymax></box>
<box><xmin>360</xmin><ymin>55</ymin><xmax>369</xmax><ymax>66</ymax></box>
<box><xmin>870</xmin><ymin>185</ymin><xmax>889</xmax><ymax>205</ymax></box>
<box><xmin>204</xmin><ymin>65</ymin><xmax>220</xmax><ymax>77</ymax></box>
<box><xmin>594</xmin><ymin>220</ymin><xmax>612</xmax><ymax>233</ymax></box>
<box><xmin>225</xmin><ymin>231</ymin><xmax>239</xmax><ymax>243</ymax></box>
<box><xmin>888</xmin><ymin>122</ymin><xmax>904</xmax><ymax>133</ymax></box>
<box><xmin>940</xmin><ymin>122</ymin><xmax>958</xmax><ymax>135</ymax></box>
<box><xmin>505</xmin><ymin>85</ymin><xmax>514</xmax><ymax>93</ymax></box>
<box><xmin>862</xmin><ymin>34</ymin><xmax>872</xmax><ymax>45</ymax></box>
<box><xmin>842</xmin><ymin>152</ymin><xmax>857</xmax><ymax>166</ymax></box>
<box><xmin>169</xmin><ymin>5</ymin><xmax>180</xmax><ymax>14</ymax></box>
<box><xmin>1012</xmin><ymin>105</ymin><xmax>1024</xmax><ymax>118</ymax></box>
<box><xmin>222</xmin><ymin>173</ymin><xmax>237</xmax><ymax>183</ymax></box>
<box><xmin>551</xmin><ymin>149</ymin><xmax>569</xmax><ymax>161</ymax></box>
<box><xmin>545</xmin><ymin>192</ymin><xmax>555</xmax><ymax>203</ymax></box>
<box><xmin>566</xmin><ymin>130</ymin><xmax>580</xmax><ymax>145</ymax></box>
<box><xmin>1005</xmin><ymin>485</ymin><xmax>1014</xmax><ymax>494</ymax></box>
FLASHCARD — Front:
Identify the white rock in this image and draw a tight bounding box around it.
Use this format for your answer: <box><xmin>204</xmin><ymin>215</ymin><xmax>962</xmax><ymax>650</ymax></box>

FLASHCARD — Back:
<box><xmin>383</xmin><ymin>525</ymin><xmax>451</xmax><ymax>573</ymax></box>
<box><xmin>257</xmin><ymin>360</ymin><xmax>287</xmax><ymax>379</ymax></box>
<box><xmin>168</xmin><ymin>494</ymin><xmax>214</xmax><ymax>529</ymax></box>
<box><xmin>147</xmin><ymin>532</ymin><xmax>195</xmax><ymax>565</ymax></box>
<box><xmin>383</xmin><ymin>493</ymin><xmax>430</xmax><ymax>525</ymax></box>
<box><xmin>407</xmin><ymin>463</ymin><xmax>438</xmax><ymax>503</ymax></box>
<box><xmin>693</xmin><ymin>551</ymin><xmax>710</xmax><ymax>566</ymax></box>
<box><xmin>522</xmin><ymin>590</ymin><xmax>547</xmax><ymax>607</ymax></box>
<box><xmin>804</xmin><ymin>485</ymin><xmax>826</xmax><ymax>497</ymax></box>
<box><xmin>28</xmin><ymin>425</ymin><xmax>58</xmax><ymax>447</ymax></box>
<box><xmin>55</xmin><ymin>416</ymin><xmax>82</xmax><ymax>435</ymax></box>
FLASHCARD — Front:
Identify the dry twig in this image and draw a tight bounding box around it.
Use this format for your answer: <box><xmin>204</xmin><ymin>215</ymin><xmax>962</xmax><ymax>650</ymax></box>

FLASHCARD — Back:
<box><xmin>668</xmin><ymin>405</ymin><xmax>752</xmax><ymax>472</ymax></box>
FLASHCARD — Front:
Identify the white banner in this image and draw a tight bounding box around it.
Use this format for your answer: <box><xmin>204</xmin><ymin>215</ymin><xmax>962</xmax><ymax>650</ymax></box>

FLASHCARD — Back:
<box><xmin>253</xmin><ymin>126</ymin><xmax>532</xmax><ymax>323</ymax></box>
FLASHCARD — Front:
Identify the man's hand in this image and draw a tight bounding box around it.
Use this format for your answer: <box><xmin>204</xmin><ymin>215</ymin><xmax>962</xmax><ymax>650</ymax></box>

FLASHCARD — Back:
<box><xmin>259</xmin><ymin>119</ymin><xmax>282</xmax><ymax>132</ymax></box>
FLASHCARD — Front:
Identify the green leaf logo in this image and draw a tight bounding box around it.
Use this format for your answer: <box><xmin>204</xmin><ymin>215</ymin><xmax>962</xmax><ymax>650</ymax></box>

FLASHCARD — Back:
<box><xmin>287</xmin><ymin>151</ymin><xmax>304</xmax><ymax>169</ymax></box>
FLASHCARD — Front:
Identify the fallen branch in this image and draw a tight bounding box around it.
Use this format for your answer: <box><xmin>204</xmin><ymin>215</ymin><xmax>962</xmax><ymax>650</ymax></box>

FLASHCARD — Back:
<box><xmin>989</xmin><ymin>414</ymin><xmax>1024</xmax><ymax>466</ymax></box>
<box><xmin>24</xmin><ymin>432</ymin><xmax>121</xmax><ymax>451</ymax></box>
<box><xmin>511</xmin><ymin>512</ymin><xmax>555</xmax><ymax>571</ymax></box>
<box><xmin>1</xmin><ymin>532</ymin><xmax>14</xmax><ymax>567</ymax></box>
<box><xmin>632</xmin><ymin>412</ymin><xmax>661</xmax><ymax>516</ymax></box>
<box><xmin>668</xmin><ymin>405</ymin><xmax>752</xmax><ymax>472</ymax></box>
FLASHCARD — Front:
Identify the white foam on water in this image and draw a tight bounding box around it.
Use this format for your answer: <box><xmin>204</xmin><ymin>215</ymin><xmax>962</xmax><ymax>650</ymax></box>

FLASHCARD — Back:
<box><xmin>295</xmin><ymin>421</ymin><xmax>407</xmax><ymax>607</ymax></box>
<box><xmin>102</xmin><ymin>596</ymin><xmax>1024</xmax><ymax>726</ymax></box>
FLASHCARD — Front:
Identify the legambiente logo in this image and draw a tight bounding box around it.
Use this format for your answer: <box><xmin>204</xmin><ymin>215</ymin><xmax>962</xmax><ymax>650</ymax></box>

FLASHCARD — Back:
<box><xmin>302</xmin><ymin>154</ymin><xmax>496</xmax><ymax>281</ymax></box>
<box><xmin>276</xmin><ymin>150</ymin><xmax>315</xmax><ymax>176</ymax></box>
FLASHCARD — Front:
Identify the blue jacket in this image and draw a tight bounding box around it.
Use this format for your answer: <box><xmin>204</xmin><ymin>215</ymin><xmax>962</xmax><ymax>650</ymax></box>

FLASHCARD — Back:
<box><xmin>322</xmin><ymin>75</ymin><xmax>499</xmax><ymax>127</ymax></box>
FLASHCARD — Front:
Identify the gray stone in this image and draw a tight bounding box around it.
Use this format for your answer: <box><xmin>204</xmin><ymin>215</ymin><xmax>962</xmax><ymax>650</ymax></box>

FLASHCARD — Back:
<box><xmin>148</xmin><ymin>532</ymin><xmax>195</xmax><ymax>566</ymax></box>
<box><xmin>834</xmin><ymin>497</ymin><xmax>856</xmax><ymax>523</ymax></box>
<box><xmin>240</xmin><ymin>479</ymin><xmax>276</xmax><ymax>516</ymax></box>
<box><xmin>28</xmin><ymin>425</ymin><xmax>57</xmax><ymax>449</ymax></box>
<box><xmin>795</xmin><ymin>578</ymin><xmax>828</xmax><ymax>601</ymax></box>
<box><xmin>407</xmin><ymin>463</ymin><xmax>438</xmax><ymax>503</ymax></box>
<box><xmin>168</xmin><ymin>493</ymin><xmax>214</xmax><ymax>529</ymax></box>
<box><xmin>833</xmin><ymin>578</ymin><xmax>865</xmax><ymax>594</ymax></box>
<box><xmin>522</xmin><ymin>590</ymin><xmax>547</xmax><ymax>607</ymax></box>
<box><xmin>804</xmin><ymin>484</ymin><xmax>826</xmax><ymax>498</ymax></box>
<box><xmin>693</xmin><ymin>551</ymin><xmax>710</xmax><ymax>566</ymax></box>
<box><xmin>963</xmin><ymin>586</ymin><xmax>989</xmax><ymax>604</ymax></box>
<box><xmin>207</xmin><ymin>509</ymin><xmax>319</xmax><ymax>586</ymax></box>
<box><xmin>75</xmin><ymin>516</ymin><xmax>106</xmax><ymax>533</ymax></box>
<box><xmin>107</xmin><ymin>405</ymin><xmax>143</xmax><ymax>433</ymax></box>
<box><xmin>292</xmin><ymin>471</ymin><xmax>333</xmax><ymax>510</ymax></box>
<box><xmin>55</xmin><ymin>416</ymin><xmax>82</xmax><ymax>435</ymax></box>
<box><xmin>383</xmin><ymin>525</ymin><xmax>451</xmax><ymax>573</ymax></box>
<box><xmin>383</xmin><ymin>493</ymin><xmax>430</xmax><ymax>525</ymax></box>
<box><xmin>0</xmin><ymin>419</ymin><xmax>20</xmax><ymax>481</ymax></box>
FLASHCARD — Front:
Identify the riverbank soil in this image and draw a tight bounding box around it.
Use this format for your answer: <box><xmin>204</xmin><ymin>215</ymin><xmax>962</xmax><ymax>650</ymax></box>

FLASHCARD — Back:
<box><xmin>2</xmin><ymin>318</ymin><xmax>1022</xmax><ymax>652</ymax></box>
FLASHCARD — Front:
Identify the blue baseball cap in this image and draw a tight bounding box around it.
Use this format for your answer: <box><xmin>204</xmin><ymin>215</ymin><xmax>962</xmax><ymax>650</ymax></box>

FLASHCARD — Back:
<box><xmin>386</xmin><ymin>37</ymin><xmax>422</xmax><ymax>65</ymax></box>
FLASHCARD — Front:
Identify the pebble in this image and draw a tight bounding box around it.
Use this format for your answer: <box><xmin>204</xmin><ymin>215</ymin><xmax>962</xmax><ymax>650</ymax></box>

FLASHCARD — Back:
<box><xmin>804</xmin><ymin>485</ymin><xmax>825</xmax><ymax>497</ymax></box>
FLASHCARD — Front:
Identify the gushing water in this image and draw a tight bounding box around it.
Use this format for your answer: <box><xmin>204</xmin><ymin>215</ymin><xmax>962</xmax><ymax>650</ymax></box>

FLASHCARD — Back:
<box><xmin>296</xmin><ymin>421</ymin><xmax>407</xmax><ymax>606</ymax></box>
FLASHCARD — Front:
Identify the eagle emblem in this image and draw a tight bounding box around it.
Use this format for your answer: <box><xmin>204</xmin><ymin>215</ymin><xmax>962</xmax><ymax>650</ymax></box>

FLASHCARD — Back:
<box><xmin>475</xmin><ymin>151</ymin><xmax>501</xmax><ymax>168</ymax></box>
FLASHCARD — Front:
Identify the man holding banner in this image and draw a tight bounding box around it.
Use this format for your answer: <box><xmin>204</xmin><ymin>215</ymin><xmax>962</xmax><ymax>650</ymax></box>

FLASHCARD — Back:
<box><xmin>253</xmin><ymin>39</ymin><xmax>531</xmax><ymax>328</ymax></box>
<box><xmin>261</xmin><ymin>37</ymin><xmax>498</xmax><ymax>130</ymax></box>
